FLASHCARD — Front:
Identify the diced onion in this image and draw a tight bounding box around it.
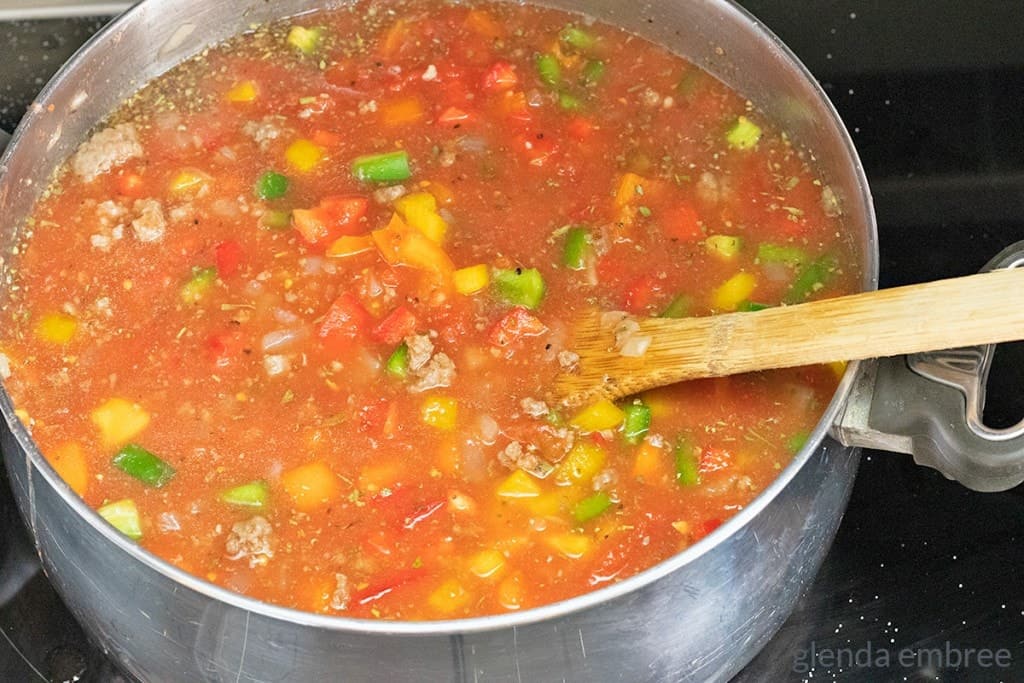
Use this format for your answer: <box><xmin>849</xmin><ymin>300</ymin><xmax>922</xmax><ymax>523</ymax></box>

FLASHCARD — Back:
<box><xmin>261</xmin><ymin>327</ymin><xmax>308</xmax><ymax>353</ymax></box>
<box><xmin>600</xmin><ymin>311</ymin><xmax>627</xmax><ymax>330</ymax></box>
<box><xmin>619</xmin><ymin>334</ymin><xmax>652</xmax><ymax>357</ymax></box>
<box><xmin>478</xmin><ymin>415</ymin><xmax>499</xmax><ymax>444</ymax></box>
<box><xmin>274</xmin><ymin>308</ymin><xmax>300</xmax><ymax>324</ymax></box>
<box><xmin>263</xmin><ymin>354</ymin><xmax>290</xmax><ymax>377</ymax></box>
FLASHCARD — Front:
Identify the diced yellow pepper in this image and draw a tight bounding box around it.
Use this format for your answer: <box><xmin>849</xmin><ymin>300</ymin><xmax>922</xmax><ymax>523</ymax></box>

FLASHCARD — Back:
<box><xmin>546</xmin><ymin>532</ymin><xmax>592</xmax><ymax>559</ymax></box>
<box><xmin>35</xmin><ymin>313</ymin><xmax>77</xmax><ymax>344</ymax></box>
<box><xmin>168</xmin><ymin>169</ymin><xmax>208</xmax><ymax>195</ymax></box>
<box><xmin>828</xmin><ymin>361</ymin><xmax>848</xmax><ymax>379</ymax></box>
<box><xmin>226</xmin><ymin>80</ymin><xmax>258</xmax><ymax>103</ymax></box>
<box><xmin>453</xmin><ymin>264</ymin><xmax>490</xmax><ymax>295</ymax></box>
<box><xmin>556</xmin><ymin>442</ymin><xmax>606</xmax><ymax>484</ymax></box>
<box><xmin>381</xmin><ymin>97</ymin><xmax>425</xmax><ymax>127</ymax></box>
<box><xmin>285</xmin><ymin>139</ymin><xmax>325</xmax><ymax>173</ymax></box>
<box><xmin>705</xmin><ymin>234</ymin><xmax>742</xmax><ymax>260</ymax></box>
<box><xmin>526</xmin><ymin>492</ymin><xmax>562</xmax><ymax>517</ymax></box>
<box><xmin>469</xmin><ymin>550</ymin><xmax>506</xmax><ymax>579</ymax></box>
<box><xmin>711</xmin><ymin>272</ymin><xmax>757</xmax><ymax>311</ymax></box>
<box><xmin>496</xmin><ymin>469</ymin><xmax>541</xmax><ymax>499</ymax></box>
<box><xmin>421</xmin><ymin>396</ymin><xmax>458</xmax><ymax>431</ymax></box>
<box><xmin>570</xmin><ymin>398</ymin><xmax>625</xmax><ymax>432</ymax></box>
<box><xmin>372</xmin><ymin>213</ymin><xmax>455</xmax><ymax>278</ymax></box>
<box><xmin>358</xmin><ymin>461</ymin><xmax>401</xmax><ymax>493</ymax></box>
<box><xmin>497</xmin><ymin>573</ymin><xmax>524</xmax><ymax>610</ymax></box>
<box><xmin>90</xmin><ymin>398</ymin><xmax>150</xmax><ymax>448</ymax></box>
<box><xmin>287</xmin><ymin>25</ymin><xmax>322</xmax><ymax>54</ymax></box>
<box><xmin>281</xmin><ymin>461</ymin><xmax>339</xmax><ymax>511</ymax></box>
<box><xmin>48</xmin><ymin>441</ymin><xmax>89</xmax><ymax>497</ymax></box>
<box><xmin>428</xmin><ymin>578</ymin><xmax>471</xmax><ymax>614</ymax></box>
<box><xmin>614</xmin><ymin>172</ymin><xmax>649</xmax><ymax>208</ymax></box>
<box><xmin>394</xmin><ymin>192</ymin><xmax>447</xmax><ymax>243</ymax></box>
<box><xmin>325</xmin><ymin>235</ymin><xmax>374</xmax><ymax>258</ymax></box>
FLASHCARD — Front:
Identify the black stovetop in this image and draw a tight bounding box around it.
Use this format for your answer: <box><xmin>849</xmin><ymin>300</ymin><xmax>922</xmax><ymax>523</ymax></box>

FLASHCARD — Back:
<box><xmin>2</xmin><ymin>3</ymin><xmax>1024</xmax><ymax>682</ymax></box>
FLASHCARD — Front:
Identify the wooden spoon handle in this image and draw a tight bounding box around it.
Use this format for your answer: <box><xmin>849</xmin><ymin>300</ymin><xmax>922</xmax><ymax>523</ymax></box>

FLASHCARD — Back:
<box><xmin>562</xmin><ymin>267</ymin><xmax>1024</xmax><ymax>406</ymax></box>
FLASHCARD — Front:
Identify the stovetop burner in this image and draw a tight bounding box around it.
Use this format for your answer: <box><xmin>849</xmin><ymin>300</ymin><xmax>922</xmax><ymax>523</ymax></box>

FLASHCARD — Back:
<box><xmin>2</xmin><ymin>3</ymin><xmax>1024</xmax><ymax>681</ymax></box>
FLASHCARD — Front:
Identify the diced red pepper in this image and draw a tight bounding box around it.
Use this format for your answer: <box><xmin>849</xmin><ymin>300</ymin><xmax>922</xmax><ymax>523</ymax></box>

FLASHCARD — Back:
<box><xmin>293</xmin><ymin>196</ymin><xmax>369</xmax><ymax>246</ymax></box>
<box><xmin>487</xmin><ymin>306</ymin><xmax>548</xmax><ymax>347</ymax></box>
<box><xmin>205</xmin><ymin>329</ymin><xmax>247</xmax><ymax>368</ymax></box>
<box><xmin>214</xmin><ymin>240</ymin><xmax>244</xmax><ymax>277</ymax></box>
<box><xmin>318</xmin><ymin>292</ymin><xmax>372</xmax><ymax>352</ymax></box>
<box><xmin>371</xmin><ymin>305</ymin><xmax>418</xmax><ymax>345</ymax></box>
<box><xmin>623</xmin><ymin>275</ymin><xmax>662</xmax><ymax>314</ymax></box>
<box><xmin>437</xmin><ymin>106</ymin><xmax>471</xmax><ymax>127</ymax></box>
<box><xmin>662</xmin><ymin>205</ymin><xmax>702</xmax><ymax>241</ymax></box>
<box><xmin>695</xmin><ymin>518</ymin><xmax>723</xmax><ymax>540</ymax></box>
<box><xmin>482</xmin><ymin>61</ymin><xmax>518</xmax><ymax>92</ymax></box>
<box><xmin>352</xmin><ymin>566</ymin><xmax>427</xmax><ymax>605</ymax></box>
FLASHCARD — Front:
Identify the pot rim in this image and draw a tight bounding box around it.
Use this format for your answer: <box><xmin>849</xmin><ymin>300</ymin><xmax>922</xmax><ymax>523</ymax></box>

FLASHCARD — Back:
<box><xmin>1</xmin><ymin>0</ymin><xmax>878</xmax><ymax>636</ymax></box>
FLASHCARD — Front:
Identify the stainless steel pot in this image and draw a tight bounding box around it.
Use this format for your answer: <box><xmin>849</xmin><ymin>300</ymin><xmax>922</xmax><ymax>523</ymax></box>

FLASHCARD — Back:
<box><xmin>2</xmin><ymin>1</ymin><xmax>1022</xmax><ymax>681</ymax></box>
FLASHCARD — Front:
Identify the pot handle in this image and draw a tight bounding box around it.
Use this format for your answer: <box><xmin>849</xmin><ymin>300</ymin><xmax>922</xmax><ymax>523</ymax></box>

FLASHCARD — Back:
<box><xmin>833</xmin><ymin>240</ymin><xmax>1024</xmax><ymax>492</ymax></box>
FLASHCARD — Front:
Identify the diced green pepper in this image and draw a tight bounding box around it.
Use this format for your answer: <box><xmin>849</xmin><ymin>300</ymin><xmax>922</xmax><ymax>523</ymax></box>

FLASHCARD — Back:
<box><xmin>261</xmin><ymin>209</ymin><xmax>292</xmax><ymax>231</ymax></box>
<box><xmin>386</xmin><ymin>342</ymin><xmax>409</xmax><ymax>378</ymax></box>
<box><xmin>219</xmin><ymin>480</ymin><xmax>270</xmax><ymax>508</ymax></box>
<box><xmin>757</xmin><ymin>242</ymin><xmax>808</xmax><ymax>267</ymax></box>
<box><xmin>621</xmin><ymin>401</ymin><xmax>652</xmax><ymax>445</ymax></box>
<box><xmin>726</xmin><ymin>115</ymin><xmax>762</xmax><ymax>150</ymax></box>
<box><xmin>787</xmin><ymin>431</ymin><xmax>809</xmax><ymax>453</ymax></box>
<box><xmin>287</xmin><ymin>26</ymin><xmax>322</xmax><ymax>55</ymax></box>
<box><xmin>97</xmin><ymin>498</ymin><xmax>143</xmax><ymax>540</ymax></box>
<box><xmin>254</xmin><ymin>171</ymin><xmax>289</xmax><ymax>200</ymax></box>
<box><xmin>783</xmin><ymin>253</ymin><xmax>838</xmax><ymax>304</ymax></box>
<box><xmin>113</xmin><ymin>444</ymin><xmax>176</xmax><ymax>488</ymax></box>
<box><xmin>180</xmin><ymin>266</ymin><xmax>218</xmax><ymax>304</ymax></box>
<box><xmin>562</xmin><ymin>227</ymin><xmax>591</xmax><ymax>270</ymax></box>
<box><xmin>559</xmin><ymin>25</ymin><xmax>597</xmax><ymax>52</ymax></box>
<box><xmin>558</xmin><ymin>92</ymin><xmax>583</xmax><ymax>111</ymax></box>
<box><xmin>737</xmin><ymin>300</ymin><xmax>771</xmax><ymax>312</ymax></box>
<box><xmin>536</xmin><ymin>53</ymin><xmax>562</xmax><ymax>89</ymax></box>
<box><xmin>660</xmin><ymin>294</ymin><xmax>691</xmax><ymax>318</ymax></box>
<box><xmin>573</xmin><ymin>491</ymin><xmax>612</xmax><ymax>522</ymax></box>
<box><xmin>351</xmin><ymin>150</ymin><xmax>411</xmax><ymax>183</ymax></box>
<box><xmin>705</xmin><ymin>234</ymin><xmax>741</xmax><ymax>259</ymax></box>
<box><xmin>493</xmin><ymin>267</ymin><xmax>546</xmax><ymax>309</ymax></box>
<box><xmin>674</xmin><ymin>439</ymin><xmax>701</xmax><ymax>487</ymax></box>
<box><xmin>581</xmin><ymin>59</ymin><xmax>605</xmax><ymax>85</ymax></box>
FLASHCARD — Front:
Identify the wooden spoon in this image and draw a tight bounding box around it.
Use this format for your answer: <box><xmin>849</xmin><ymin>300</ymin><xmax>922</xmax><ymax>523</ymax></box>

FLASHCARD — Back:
<box><xmin>554</xmin><ymin>267</ymin><xmax>1024</xmax><ymax>408</ymax></box>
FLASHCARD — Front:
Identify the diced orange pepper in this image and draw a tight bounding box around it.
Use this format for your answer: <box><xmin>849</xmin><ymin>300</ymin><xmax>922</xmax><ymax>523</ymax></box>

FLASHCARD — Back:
<box><xmin>281</xmin><ymin>461</ymin><xmax>340</xmax><ymax>511</ymax></box>
<box><xmin>48</xmin><ymin>441</ymin><xmax>89</xmax><ymax>497</ymax></box>
<box><xmin>614</xmin><ymin>172</ymin><xmax>652</xmax><ymax>208</ymax></box>
<box><xmin>326</xmin><ymin>234</ymin><xmax>374</xmax><ymax>258</ymax></box>
<box><xmin>464</xmin><ymin>9</ymin><xmax>505</xmax><ymax>40</ymax></box>
<box><xmin>380</xmin><ymin>18</ymin><xmax>408</xmax><ymax>58</ymax></box>
<box><xmin>358</xmin><ymin>461</ymin><xmax>401</xmax><ymax>493</ymax></box>
<box><xmin>382</xmin><ymin>98</ymin><xmax>424</xmax><ymax>127</ymax></box>
<box><xmin>372</xmin><ymin>214</ymin><xmax>454</xmax><ymax>277</ymax></box>
<box><xmin>632</xmin><ymin>438</ymin><xmax>666</xmax><ymax>481</ymax></box>
<box><xmin>424</xmin><ymin>180</ymin><xmax>455</xmax><ymax>207</ymax></box>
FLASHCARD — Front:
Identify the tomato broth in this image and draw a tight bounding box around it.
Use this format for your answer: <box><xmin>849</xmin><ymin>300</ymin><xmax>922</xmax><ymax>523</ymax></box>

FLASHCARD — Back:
<box><xmin>0</xmin><ymin>0</ymin><xmax>859</xmax><ymax>619</ymax></box>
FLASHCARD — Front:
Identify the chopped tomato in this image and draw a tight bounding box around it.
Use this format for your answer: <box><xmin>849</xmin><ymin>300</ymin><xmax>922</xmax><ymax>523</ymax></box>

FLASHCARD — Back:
<box><xmin>623</xmin><ymin>275</ymin><xmax>662</xmax><ymax>313</ymax></box>
<box><xmin>372</xmin><ymin>305</ymin><xmax>418</xmax><ymax>345</ymax></box>
<box><xmin>695</xmin><ymin>518</ymin><xmax>723</xmax><ymax>540</ymax></box>
<box><xmin>205</xmin><ymin>329</ymin><xmax>247</xmax><ymax>368</ymax></box>
<box><xmin>214</xmin><ymin>240</ymin><xmax>243</xmax><ymax>277</ymax></box>
<box><xmin>515</xmin><ymin>132</ymin><xmax>557</xmax><ymax>167</ymax></box>
<box><xmin>487</xmin><ymin>306</ymin><xmax>548</xmax><ymax>348</ymax></box>
<box><xmin>116</xmin><ymin>172</ymin><xmax>145</xmax><ymax>197</ymax></box>
<box><xmin>566</xmin><ymin>116</ymin><xmax>595</xmax><ymax>142</ymax></box>
<box><xmin>293</xmin><ymin>196</ymin><xmax>369</xmax><ymax>246</ymax></box>
<box><xmin>318</xmin><ymin>292</ymin><xmax>371</xmax><ymax>352</ymax></box>
<box><xmin>482</xmin><ymin>61</ymin><xmax>518</xmax><ymax>92</ymax></box>
<box><xmin>662</xmin><ymin>205</ymin><xmax>702</xmax><ymax>241</ymax></box>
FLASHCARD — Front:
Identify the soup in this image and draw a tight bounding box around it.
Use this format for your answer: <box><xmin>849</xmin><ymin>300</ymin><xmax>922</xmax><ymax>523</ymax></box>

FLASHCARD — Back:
<box><xmin>0</xmin><ymin>0</ymin><xmax>858</xmax><ymax>620</ymax></box>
